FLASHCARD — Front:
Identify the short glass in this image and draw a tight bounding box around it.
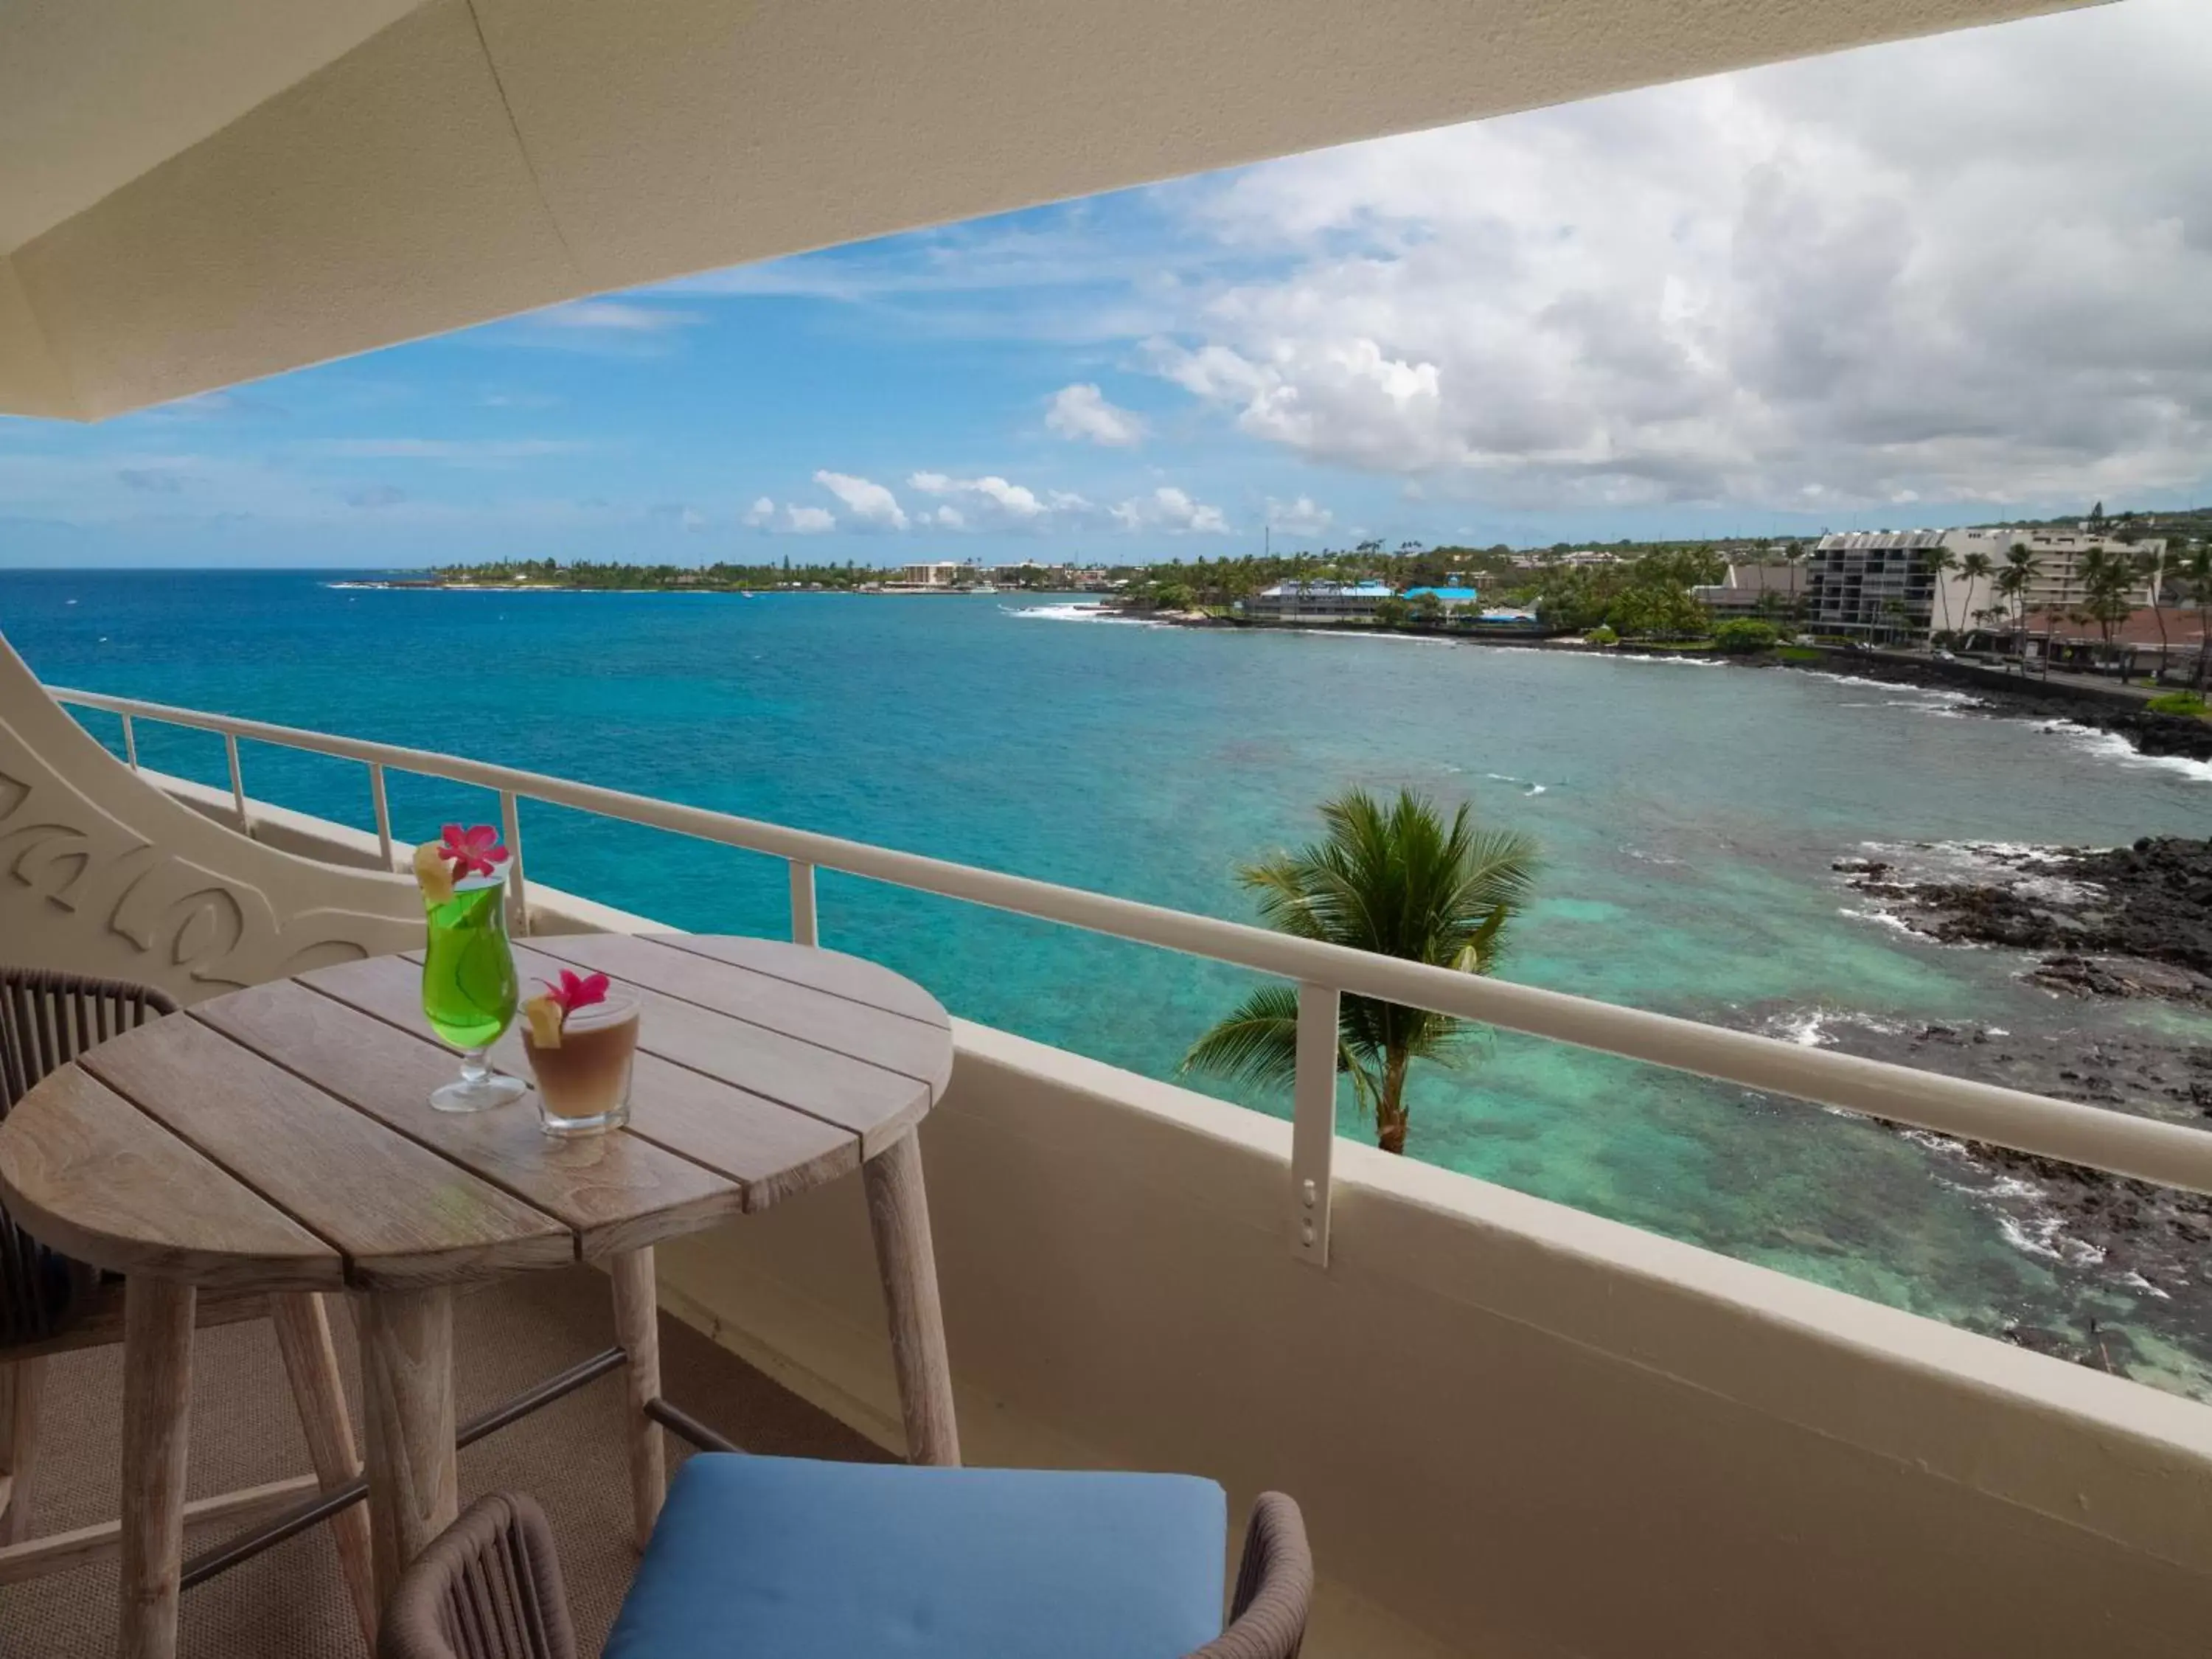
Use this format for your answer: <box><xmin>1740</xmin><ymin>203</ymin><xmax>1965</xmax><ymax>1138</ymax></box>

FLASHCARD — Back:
<box><xmin>420</xmin><ymin>869</ymin><xmax>527</xmax><ymax>1113</ymax></box>
<box><xmin>524</xmin><ymin>992</ymin><xmax>639</xmax><ymax>1137</ymax></box>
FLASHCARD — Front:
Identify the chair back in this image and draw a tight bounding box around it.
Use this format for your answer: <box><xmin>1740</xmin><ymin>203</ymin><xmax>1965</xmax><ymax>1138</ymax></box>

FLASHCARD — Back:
<box><xmin>0</xmin><ymin>966</ymin><xmax>178</xmax><ymax>1346</ymax></box>
<box><xmin>380</xmin><ymin>1491</ymin><xmax>578</xmax><ymax>1659</ymax></box>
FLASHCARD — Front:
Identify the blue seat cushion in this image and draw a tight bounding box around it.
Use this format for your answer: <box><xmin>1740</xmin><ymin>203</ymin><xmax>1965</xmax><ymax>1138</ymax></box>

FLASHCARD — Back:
<box><xmin>603</xmin><ymin>1454</ymin><xmax>1228</xmax><ymax>1659</ymax></box>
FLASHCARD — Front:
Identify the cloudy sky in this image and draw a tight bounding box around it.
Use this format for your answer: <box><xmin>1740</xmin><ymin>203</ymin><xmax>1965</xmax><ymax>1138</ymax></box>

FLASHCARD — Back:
<box><xmin>2</xmin><ymin>0</ymin><xmax>2208</xmax><ymax>567</ymax></box>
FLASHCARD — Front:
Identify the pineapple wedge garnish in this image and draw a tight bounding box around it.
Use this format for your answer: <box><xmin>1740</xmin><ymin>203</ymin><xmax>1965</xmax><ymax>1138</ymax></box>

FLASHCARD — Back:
<box><xmin>522</xmin><ymin>995</ymin><xmax>563</xmax><ymax>1049</ymax></box>
<box><xmin>411</xmin><ymin>840</ymin><xmax>456</xmax><ymax>905</ymax></box>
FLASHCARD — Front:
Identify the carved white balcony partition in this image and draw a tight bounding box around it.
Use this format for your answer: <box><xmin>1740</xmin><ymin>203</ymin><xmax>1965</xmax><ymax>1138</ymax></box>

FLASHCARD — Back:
<box><xmin>0</xmin><ymin>633</ymin><xmax>420</xmax><ymax>1004</ymax></box>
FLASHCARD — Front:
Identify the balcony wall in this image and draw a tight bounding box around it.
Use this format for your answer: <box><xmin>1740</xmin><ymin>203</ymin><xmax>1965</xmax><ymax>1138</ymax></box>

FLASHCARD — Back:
<box><xmin>119</xmin><ymin>773</ymin><xmax>2212</xmax><ymax>1656</ymax></box>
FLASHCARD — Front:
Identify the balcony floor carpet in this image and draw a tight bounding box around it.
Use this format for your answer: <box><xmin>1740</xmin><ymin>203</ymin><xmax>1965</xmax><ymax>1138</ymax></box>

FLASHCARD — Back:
<box><xmin>0</xmin><ymin>1264</ymin><xmax>886</xmax><ymax>1658</ymax></box>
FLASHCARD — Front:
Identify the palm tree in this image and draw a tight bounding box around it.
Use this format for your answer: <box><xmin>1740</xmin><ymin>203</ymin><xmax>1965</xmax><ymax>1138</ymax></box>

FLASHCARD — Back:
<box><xmin>1183</xmin><ymin>788</ymin><xmax>1539</xmax><ymax>1155</ymax></box>
<box><xmin>2076</xmin><ymin>546</ymin><xmax>2135</xmax><ymax>672</ymax></box>
<box><xmin>2138</xmin><ymin>546</ymin><xmax>2171</xmax><ymax>683</ymax></box>
<box><xmin>1927</xmin><ymin>545</ymin><xmax>1958</xmax><ymax>641</ymax></box>
<box><xmin>2180</xmin><ymin>539</ymin><xmax>2212</xmax><ymax>693</ymax></box>
<box><xmin>1956</xmin><ymin>549</ymin><xmax>1994</xmax><ymax>646</ymax></box>
<box><xmin>2000</xmin><ymin>543</ymin><xmax>2041</xmax><ymax>669</ymax></box>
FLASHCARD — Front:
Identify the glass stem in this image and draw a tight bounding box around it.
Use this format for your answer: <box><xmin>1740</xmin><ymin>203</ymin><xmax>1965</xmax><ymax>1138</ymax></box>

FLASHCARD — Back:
<box><xmin>460</xmin><ymin>1047</ymin><xmax>490</xmax><ymax>1085</ymax></box>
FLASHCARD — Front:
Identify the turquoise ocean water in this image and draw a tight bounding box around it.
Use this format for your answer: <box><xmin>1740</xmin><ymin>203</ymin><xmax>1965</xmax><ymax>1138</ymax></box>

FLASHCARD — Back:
<box><xmin>7</xmin><ymin>571</ymin><xmax>2211</xmax><ymax>1390</ymax></box>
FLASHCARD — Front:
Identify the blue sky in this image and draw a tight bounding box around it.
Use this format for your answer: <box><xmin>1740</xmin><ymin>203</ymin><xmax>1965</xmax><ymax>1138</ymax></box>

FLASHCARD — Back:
<box><xmin>2</xmin><ymin>0</ymin><xmax>2208</xmax><ymax>569</ymax></box>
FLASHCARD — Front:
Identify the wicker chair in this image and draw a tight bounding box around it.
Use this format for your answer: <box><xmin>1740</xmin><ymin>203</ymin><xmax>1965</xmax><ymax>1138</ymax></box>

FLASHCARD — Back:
<box><xmin>0</xmin><ymin>965</ymin><xmax>378</xmax><ymax>1643</ymax></box>
<box><xmin>382</xmin><ymin>1481</ymin><xmax>1312</xmax><ymax>1659</ymax></box>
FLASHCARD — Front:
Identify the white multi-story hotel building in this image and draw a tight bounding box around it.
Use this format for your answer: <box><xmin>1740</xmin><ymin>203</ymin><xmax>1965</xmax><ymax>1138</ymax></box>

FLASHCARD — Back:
<box><xmin>1806</xmin><ymin>526</ymin><xmax>2164</xmax><ymax>642</ymax></box>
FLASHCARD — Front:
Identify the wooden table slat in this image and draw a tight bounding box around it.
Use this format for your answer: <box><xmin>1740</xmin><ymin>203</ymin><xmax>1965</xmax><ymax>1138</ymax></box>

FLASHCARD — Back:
<box><xmin>299</xmin><ymin>956</ymin><xmax>855</xmax><ymax>1208</ymax></box>
<box><xmin>526</xmin><ymin>932</ymin><xmax>953</xmax><ymax>1088</ymax></box>
<box><xmin>78</xmin><ymin>1018</ymin><xmax>573</xmax><ymax>1289</ymax></box>
<box><xmin>197</xmin><ymin>979</ymin><xmax>746</xmax><ymax>1258</ymax></box>
<box><xmin>507</xmin><ymin>946</ymin><xmax>929</xmax><ymax>1157</ymax></box>
<box><xmin>648</xmin><ymin>933</ymin><xmax>950</xmax><ymax>1029</ymax></box>
<box><xmin>0</xmin><ymin>1068</ymin><xmax>341</xmax><ymax>1292</ymax></box>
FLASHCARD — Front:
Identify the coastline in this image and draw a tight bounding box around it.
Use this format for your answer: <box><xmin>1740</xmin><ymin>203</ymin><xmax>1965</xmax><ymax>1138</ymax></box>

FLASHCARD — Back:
<box><xmin>1091</xmin><ymin>599</ymin><xmax>2212</xmax><ymax>766</ymax></box>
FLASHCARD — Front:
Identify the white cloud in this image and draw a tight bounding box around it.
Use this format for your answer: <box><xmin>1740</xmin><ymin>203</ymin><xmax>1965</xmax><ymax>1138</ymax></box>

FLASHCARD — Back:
<box><xmin>743</xmin><ymin>495</ymin><xmax>776</xmax><ymax>526</ymax></box>
<box><xmin>908</xmin><ymin>470</ymin><xmax>1048</xmax><ymax>521</ymax></box>
<box><xmin>902</xmin><ymin>470</ymin><xmax>1102</xmax><ymax>532</ymax></box>
<box><xmin>785</xmin><ymin>504</ymin><xmax>835</xmax><ymax>534</ymax></box>
<box><xmin>1265</xmin><ymin>495</ymin><xmax>1334</xmax><ymax>537</ymax></box>
<box><xmin>1111</xmin><ymin>485</ymin><xmax>1231</xmax><ymax>535</ymax></box>
<box><xmin>813</xmin><ymin>469</ymin><xmax>908</xmax><ymax>529</ymax></box>
<box><xmin>532</xmin><ymin>301</ymin><xmax>700</xmax><ymax>334</ymax></box>
<box><xmin>1133</xmin><ymin>0</ymin><xmax>2212</xmax><ymax>512</ymax></box>
<box><xmin>1044</xmin><ymin>383</ymin><xmax>1147</xmax><ymax>447</ymax></box>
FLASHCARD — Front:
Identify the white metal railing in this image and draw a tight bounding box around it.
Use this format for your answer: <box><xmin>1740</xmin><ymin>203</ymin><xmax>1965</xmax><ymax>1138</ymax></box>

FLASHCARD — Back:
<box><xmin>48</xmin><ymin>681</ymin><xmax>2212</xmax><ymax>1269</ymax></box>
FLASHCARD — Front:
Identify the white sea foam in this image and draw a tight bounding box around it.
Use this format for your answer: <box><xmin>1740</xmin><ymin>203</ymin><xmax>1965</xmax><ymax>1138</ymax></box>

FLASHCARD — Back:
<box><xmin>1611</xmin><ymin>652</ymin><xmax>1725</xmax><ymax>667</ymax></box>
<box><xmin>2040</xmin><ymin>719</ymin><xmax>2212</xmax><ymax>784</ymax></box>
<box><xmin>1996</xmin><ymin>1212</ymin><xmax>2107</xmax><ymax>1268</ymax></box>
<box><xmin>1760</xmin><ymin>1006</ymin><xmax>1910</xmax><ymax>1047</ymax></box>
<box><xmin>1483</xmin><ymin>772</ymin><xmax>1551</xmax><ymax>796</ymax></box>
<box><xmin>1006</xmin><ymin>602</ymin><xmax>1159</xmax><ymax>627</ymax></box>
<box><xmin>1837</xmin><ymin>904</ymin><xmax>1920</xmax><ymax>935</ymax></box>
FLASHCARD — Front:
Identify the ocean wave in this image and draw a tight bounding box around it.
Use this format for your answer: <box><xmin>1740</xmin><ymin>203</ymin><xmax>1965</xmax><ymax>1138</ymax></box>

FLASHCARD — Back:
<box><xmin>1484</xmin><ymin>771</ymin><xmax>1550</xmax><ymax>796</ymax></box>
<box><xmin>1006</xmin><ymin>602</ymin><xmax>1158</xmax><ymax>627</ymax></box>
<box><xmin>1837</xmin><ymin>904</ymin><xmax>1922</xmax><ymax>935</ymax></box>
<box><xmin>1610</xmin><ymin>652</ymin><xmax>1725</xmax><ymax>667</ymax></box>
<box><xmin>1759</xmin><ymin>1006</ymin><xmax>1910</xmax><ymax>1047</ymax></box>
<box><xmin>2038</xmin><ymin>720</ymin><xmax>2212</xmax><ymax>785</ymax></box>
<box><xmin>1995</xmin><ymin>1211</ymin><xmax>2107</xmax><ymax>1268</ymax></box>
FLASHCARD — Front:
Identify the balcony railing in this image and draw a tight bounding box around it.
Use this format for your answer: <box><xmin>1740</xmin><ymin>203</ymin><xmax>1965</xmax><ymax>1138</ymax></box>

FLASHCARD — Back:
<box><xmin>46</xmin><ymin>682</ymin><xmax>2212</xmax><ymax>1271</ymax></box>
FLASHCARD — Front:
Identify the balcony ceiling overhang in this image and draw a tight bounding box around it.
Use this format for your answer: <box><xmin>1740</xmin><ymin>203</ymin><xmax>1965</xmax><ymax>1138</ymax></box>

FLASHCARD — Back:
<box><xmin>0</xmin><ymin>0</ymin><xmax>2104</xmax><ymax>420</ymax></box>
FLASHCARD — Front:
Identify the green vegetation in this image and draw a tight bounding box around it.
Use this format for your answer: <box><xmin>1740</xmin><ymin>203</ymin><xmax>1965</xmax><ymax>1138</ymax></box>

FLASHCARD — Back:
<box><xmin>1712</xmin><ymin>619</ymin><xmax>1781</xmax><ymax>655</ymax></box>
<box><xmin>1182</xmin><ymin>788</ymin><xmax>1539</xmax><ymax>1156</ymax></box>
<box><xmin>1585</xmin><ymin>625</ymin><xmax>1618</xmax><ymax>645</ymax></box>
<box><xmin>2146</xmin><ymin>692</ymin><xmax>2209</xmax><ymax>717</ymax></box>
<box><xmin>1776</xmin><ymin>645</ymin><xmax>1824</xmax><ymax>663</ymax></box>
<box><xmin>428</xmin><ymin>557</ymin><xmax>908</xmax><ymax>591</ymax></box>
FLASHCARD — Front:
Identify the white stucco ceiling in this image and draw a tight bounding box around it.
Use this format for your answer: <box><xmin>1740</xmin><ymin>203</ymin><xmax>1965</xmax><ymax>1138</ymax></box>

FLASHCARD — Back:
<box><xmin>0</xmin><ymin>0</ymin><xmax>2106</xmax><ymax>420</ymax></box>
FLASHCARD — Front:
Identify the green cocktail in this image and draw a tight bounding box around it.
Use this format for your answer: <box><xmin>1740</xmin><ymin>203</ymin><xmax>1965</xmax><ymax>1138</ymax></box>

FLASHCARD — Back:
<box><xmin>423</xmin><ymin>877</ymin><xmax>518</xmax><ymax>1044</ymax></box>
<box><xmin>421</xmin><ymin>868</ymin><xmax>527</xmax><ymax>1112</ymax></box>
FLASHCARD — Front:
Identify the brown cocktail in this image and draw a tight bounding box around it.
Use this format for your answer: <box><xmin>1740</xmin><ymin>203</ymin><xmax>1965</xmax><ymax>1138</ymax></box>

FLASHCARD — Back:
<box><xmin>523</xmin><ymin>988</ymin><xmax>639</xmax><ymax>1136</ymax></box>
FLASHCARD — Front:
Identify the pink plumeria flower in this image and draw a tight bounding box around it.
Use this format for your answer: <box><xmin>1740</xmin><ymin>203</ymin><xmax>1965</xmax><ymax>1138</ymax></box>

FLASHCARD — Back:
<box><xmin>438</xmin><ymin>823</ymin><xmax>510</xmax><ymax>878</ymax></box>
<box><xmin>540</xmin><ymin>970</ymin><xmax>611</xmax><ymax>1021</ymax></box>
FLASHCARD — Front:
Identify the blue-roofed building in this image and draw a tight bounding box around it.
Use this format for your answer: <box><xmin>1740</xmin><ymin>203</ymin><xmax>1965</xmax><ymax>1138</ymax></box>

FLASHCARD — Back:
<box><xmin>1402</xmin><ymin>585</ymin><xmax>1481</xmax><ymax>611</ymax></box>
<box><xmin>1236</xmin><ymin>580</ymin><xmax>1396</xmax><ymax>622</ymax></box>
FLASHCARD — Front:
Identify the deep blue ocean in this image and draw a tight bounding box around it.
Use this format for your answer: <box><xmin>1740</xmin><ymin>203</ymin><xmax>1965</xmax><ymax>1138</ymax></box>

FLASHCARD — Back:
<box><xmin>7</xmin><ymin>570</ymin><xmax>2211</xmax><ymax>1391</ymax></box>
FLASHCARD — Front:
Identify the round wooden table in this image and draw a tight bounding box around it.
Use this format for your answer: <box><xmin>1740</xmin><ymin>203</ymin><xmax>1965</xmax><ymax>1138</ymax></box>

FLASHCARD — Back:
<box><xmin>0</xmin><ymin>931</ymin><xmax>959</xmax><ymax>1659</ymax></box>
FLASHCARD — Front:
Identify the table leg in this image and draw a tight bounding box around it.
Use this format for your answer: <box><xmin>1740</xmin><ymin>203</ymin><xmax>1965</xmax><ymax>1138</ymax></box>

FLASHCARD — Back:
<box><xmin>608</xmin><ymin>1247</ymin><xmax>665</xmax><ymax>1549</ymax></box>
<box><xmin>355</xmin><ymin>1287</ymin><xmax>456</xmax><ymax>1609</ymax></box>
<box><xmin>863</xmin><ymin>1130</ymin><xmax>961</xmax><ymax>1466</ymax></box>
<box><xmin>0</xmin><ymin>1354</ymin><xmax>49</xmax><ymax>1545</ymax></box>
<box><xmin>118</xmin><ymin>1276</ymin><xmax>195</xmax><ymax>1659</ymax></box>
<box><xmin>269</xmin><ymin>1293</ymin><xmax>379</xmax><ymax>1646</ymax></box>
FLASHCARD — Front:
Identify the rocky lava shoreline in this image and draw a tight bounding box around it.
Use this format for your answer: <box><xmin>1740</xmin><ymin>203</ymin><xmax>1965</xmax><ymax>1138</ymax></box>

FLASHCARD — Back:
<box><xmin>1837</xmin><ymin>837</ymin><xmax>2212</xmax><ymax>1008</ymax></box>
<box><xmin>1804</xmin><ymin>837</ymin><xmax>2212</xmax><ymax>1374</ymax></box>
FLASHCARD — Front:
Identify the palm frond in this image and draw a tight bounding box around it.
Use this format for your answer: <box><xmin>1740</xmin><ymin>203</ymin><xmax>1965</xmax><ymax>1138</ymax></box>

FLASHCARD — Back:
<box><xmin>1180</xmin><ymin>983</ymin><xmax>1305</xmax><ymax>1093</ymax></box>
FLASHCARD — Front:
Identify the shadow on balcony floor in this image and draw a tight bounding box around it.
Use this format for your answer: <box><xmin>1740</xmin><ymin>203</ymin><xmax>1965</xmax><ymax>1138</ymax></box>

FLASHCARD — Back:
<box><xmin>1</xmin><ymin>1264</ymin><xmax>886</xmax><ymax>1658</ymax></box>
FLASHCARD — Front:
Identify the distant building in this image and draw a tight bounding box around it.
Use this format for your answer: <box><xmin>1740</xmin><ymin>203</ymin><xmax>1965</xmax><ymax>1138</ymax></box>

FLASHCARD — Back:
<box><xmin>1804</xmin><ymin>532</ymin><xmax>1947</xmax><ymax>641</ymax></box>
<box><xmin>988</xmin><ymin>560</ymin><xmax>1073</xmax><ymax>587</ymax></box>
<box><xmin>1939</xmin><ymin>526</ymin><xmax>2163</xmax><ymax>624</ymax></box>
<box><xmin>1402</xmin><ymin>585</ymin><xmax>1481</xmax><ymax>611</ymax></box>
<box><xmin>1508</xmin><ymin>549</ymin><xmax>1623</xmax><ymax>570</ymax></box>
<box><xmin>1237</xmin><ymin>580</ymin><xmax>1394</xmax><ymax>621</ymax></box>
<box><xmin>896</xmin><ymin>561</ymin><xmax>968</xmax><ymax>588</ymax></box>
<box><xmin>1807</xmin><ymin>527</ymin><xmax>2165</xmax><ymax>644</ymax></box>
<box><xmin>1690</xmin><ymin>563</ymin><xmax>1802</xmax><ymax>619</ymax></box>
